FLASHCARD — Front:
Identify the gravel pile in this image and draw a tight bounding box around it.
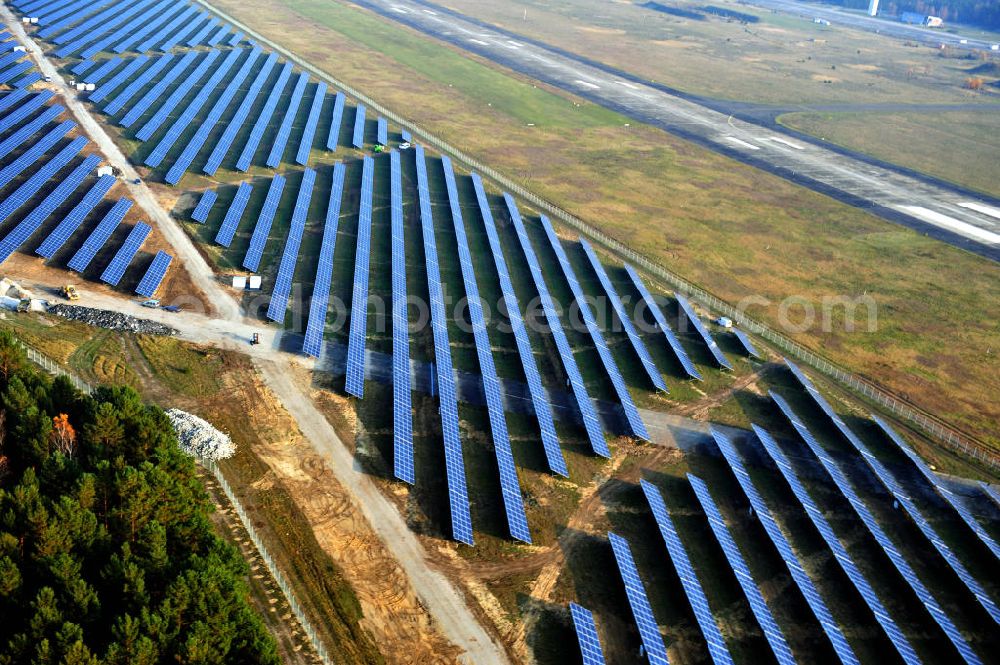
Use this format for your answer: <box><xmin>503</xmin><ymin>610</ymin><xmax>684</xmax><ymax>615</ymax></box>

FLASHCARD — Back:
<box><xmin>47</xmin><ymin>304</ymin><xmax>177</xmax><ymax>336</ymax></box>
<box><xmin>166</xmin><ymin>408</ymin><xmax>236</xmax><ymax>460</ymax></box>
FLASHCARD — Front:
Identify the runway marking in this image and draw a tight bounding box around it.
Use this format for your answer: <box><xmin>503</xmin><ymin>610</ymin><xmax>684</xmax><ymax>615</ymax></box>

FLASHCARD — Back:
<box><xmin>767</xmin><ymin>136</ymin><xmax>805</xmax><ymax>150</ymax></box>
<box><xmin>390</xmin><ymin>5</ymin><xmax>409</xmax><ymax>13</ymax></box>
<box><xmin>895</xmin><ymin>205</ymin><xmax>1000</xmax><ymax>244</ymax></box>
<box><xmin>469</xmin><ymin>38</ymin><xmax>488</xmax><ymax>46</ymax></box>
<box><xmin>502</xmin><ymin>42</ymin><xmax>520</xmax><ymax>49</ymax></box>
<box><xmin>958</xmin><ymin>201</ymin><xmax>1000</xmax><ymax>221</ymax></box>
<box><xmin>507</xmin><ymin>40</ymin><xmax>523</xmax><ymax>47</ymax></box>
<box><xmin>574</xmin><ymin>79</ymin><xmax>600</xmax><ymax>90</ymax></box>
<box><xmin>423</xmin><ymin>8</ymin><xmax>437</xmax><ymax>14</ymax></box>
<box><xmin>724</xmin><ymin>136</ymin><xmax>760</xmax><ymax>150</ymax></box>
<box><xmin>616</xmin><ymin>80</ymin><xmax>638</xmax><ymax>90</ymax></box>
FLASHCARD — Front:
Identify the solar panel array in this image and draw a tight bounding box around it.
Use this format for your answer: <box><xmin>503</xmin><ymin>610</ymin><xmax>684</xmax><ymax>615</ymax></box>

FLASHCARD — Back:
<box><xmin>266</xmin><ymin>168</ymin><xmax>315</xmax><ymax>322</ymax></box>
<box><xmin>186</xmin><ymin>17</ymin><xmax>218</xmax><ymax>48</ymax></box>
<box><xmin>345</xmin><ymin>155</ymin><xmax>374</xmax><ymax>398</ymax></box>
<box><xmin>228</xmin><ymin>31</ymin><xmax>244</xmax><ymax>47</ymax></box>
<box><xmin>442</xmin><ymin>156</ymin><xmax>530</xmax><ymax>543</ymax></box>
<box><xmin>326</xmin><ymin>91</ymin><xmax>345</xmax><ymax>151</ymax></box>
<box><xmin>0</xmin><ymin>135</ymin><xmax>86</xmax><ymax>226</ymax></box>
<box><xmin>214</xmin><ymin>181</ymin><xmax>252</xmax><ymax>248</ymax></box>
<box><xmin>78</xmin><ymin>0</ymin><xmax>176</xmax><ymax>58</ymax></box>
<box><xmin>71</xmin><ymin>59</ymin><xmax>95</xmax><ymax>76</ymax></box>
<box><xmin>159</xmin><ymin>11</ymin><xmax>209</xmax><ymax>51</ymax></box>
<box><xmin>376</xmin><ymin>116</ymin><xmax>388</xmax><ymax>146</ymax></box>
<box><xmin>623</xmin><ymin>265</ymin><xmax>701</xmax><ymax>380</ymax></box>
<box><xmin>390</xmin><ymin>151</ymin><xmax>414</xmax><ymax>484</ymax></box>
<box><xmin>89</xmin><ymin>55</ymin><xmax>150</xmax><ymax>104</ymax></box>
<box><xmin>415</xmin><ymin>145</ymin><xmax>472</xmax><ymax>545</ymax></box>
<box><xmin>203</xmin><ymin>52</ymin><xmax>279</xmax><ymax>175</ymax></box>
<box><xmin>49</xmin><ymin>0</ymin><xmax>139</xmax><ymax>45</ymax></box>
<box><xmin>0</xmin><ymin>91</ymin><xmax>53</xmax><ymax>134</ymax></box>
<box><xmin>401</xmin><ymin>129</ymin><xmax>411</xmax><ymax>142</ymax></box>
<box><xmin>14</xmin><ymin>71</ymin><xmax>41</xmax><ymax>89</ymax></box>
<box><xmin>302</xmin><ymin>162</ymin><xmax>345</xmax><ymax>358</ymax></box>
<box><xmin>351</xmin><ymin>104</ymin><xmax>365</xmax><ymax>148</ymax></box>
<box><xmin>135</xmin><ymin>250</ymin><xmax>172</xmax><ymax>297</ymax></box>
<box><xmin>607</xmin><ymin>532</ymin><xmax>669</xmax><ymax>665</ymax></box>
<box><xmin>784</xmin><ymin>362</ymin><xmax>1000</xmax><ymax>623</ymax></box>
<box><xmin>113</xmin><ymin>3</ymin><xmax>185</xmax><ymax>52</ymax></box>
<box><xmin>0</xmin><ymin>154</ymin><xmax>98</xmax><ymax>264</ymax></box>
<box><xmin>37</xmin><ymin>174</ymin><xmax>116</xmax><ymax>258</ymax></box>
<box><xmin>134</xmin><ymin>49</ymin><xmax>219</xmax><ymax>139</ymax></box>
<box><xmin>540</xmin><ymin>215</ymin><xmax>649</xmax><ymax>441</ymax></box>
<box><xmin>135</xmin><ymin>5</ymin><xmax>198</xmax><ymax>53</ymax></box>
<box><xmin>580</xmin><ymin>240</ymin><xmax>667</xmax><ymax>392</ymax></box>
<box><xmin>769</xmin><ymin>393</ymin><xmax>981</xmax><ymax>665</ymax></box>
<box><xmin>243</xmin><ymin>174</ymin><xmax>285</xmax><ymax>273</ymax></box>
<box><xmin>710</xmin><ymin>427</ymin><xmax>860</xmax><ymax>665</ymax></box>
<box><xmin>236</xmin><ymin>61</ymin><xmax>292</xmax><ymax>172</ymax></box>
<box><xmin>752</xmin><ymin>425</ymin><xmax>921</xmax><ymax>665</ymax></box>
<box><xmin>686</xmin><ymin>473</ymin><xmax>796</xmax><ymax>665</ymax></box>
<box><xmin>100</xmin><ymin>222</ymin><xmax>151</xmax><ymax>285</ymax></box>
<box><xmin>569</xmin><ymin>603</ymin><xmax>606</xmax><ymax>665</ymax></box>
<box><xmin>296</xmin><ymin>82</ymin><xmax>326</xmax><ymax>165</ymax></box>
<box><xmin>58</xmin><ymin>0</ymin><xmax>163</xmax><ymax>57</ymax></box>
<box><xmin>0</xmin><ymin>88</ymin><xmax>31</xmax><ymax>116</ymax></box>
<box><xmin>191</xmin><ymin>189</ymin><xmax>217</xmax><ymax>224</ymax></box>
<box><xmin>473</xmin><ymin>176</ymin><xmax>566</xmax><ymax>477</ymax></box>
<box><xmin>731</xmin><ymin>329</ymin><xmax>761</xmax><ymax>359</ymax></box>
<box><xmin>640</xmin><ymin>480</ymin><xmax>733</xmax><ymax>665</ymax></box>
<box><xmin>82</xmin><ymin>57</ymin><xmax>124</xmax><ymax>85</ymax></box>
<box><xmin>675</xmin><ymin>294</ymin><xmax>732</xmax><ymax>370</ymax></box>
<box><xmin>265</xmin><ymin>72</ymin><xmax>309</xmax><ymax>168</ymax></box>
<box><xmin>980</xmin><ymin>482</ymin><xmax>1000</xmax><ymax>510</ymax></box>
<box><xmin>504</xmin><ymin>194</ymin><xmax>608</xmax><ymax>458</ymax></box>
<box><xmin>0</xmin><ymin>61</ymin><xmax>32</xmax><ymax>87</ymax></box>
<box><xmin>67</xmin><ymin>197</ymin><xmax>133</xmax><ymax>273</ymax></box>
<box><xmin>0</xmin><ymin>119</ymin><xmax>74</xmax><ymax>183</ymax></box>
<box><xmin>119</xmin><ymin>49</ymin><xmax>198</xmax><ymax>128</ymax></box>
<box><xmin>103</xmin><ymin>52</ymin><xmax>173</xmax><ymax>116</ymax></box>
<box><xmin>874</xmin><ymin>414</ymin><xmax>1000</xmax><ymax>562</ymax></box>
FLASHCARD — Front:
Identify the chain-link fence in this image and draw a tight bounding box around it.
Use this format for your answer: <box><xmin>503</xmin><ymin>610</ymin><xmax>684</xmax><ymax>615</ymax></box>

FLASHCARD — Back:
<box><xmin>22</xmin><ymin>344</ymin><xmax>93</xmax><ymax>393</ymax></box>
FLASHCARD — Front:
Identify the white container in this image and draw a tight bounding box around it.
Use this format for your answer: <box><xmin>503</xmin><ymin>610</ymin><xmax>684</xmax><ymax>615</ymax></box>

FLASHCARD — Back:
<box><xmin>96</xmin><ymin>166</ymin><xmax>114</xmax><ymax>177</ymax></box>
<box><xmin>85</xmin><ymin>83</ymin><xmax>96</xmax><ymax>91</ymax></box>
<box><xmin>232</xmin><ymin>275</ymin><xmax>247</xmax><ymax>289</ymax></box>
<box><xmin>30</xmin><ymin>17</ymin><xmax>38</xmax><ymax>24</ymax></box>
<box><xmin>76</xmin><ymin>83</ymin><xmax>87</xmax><ymax>91</ymax></box>
<box><xmin>248</xmin><ymin>276</ymin><xmax>262</xmax><ymax>290</ymax></box>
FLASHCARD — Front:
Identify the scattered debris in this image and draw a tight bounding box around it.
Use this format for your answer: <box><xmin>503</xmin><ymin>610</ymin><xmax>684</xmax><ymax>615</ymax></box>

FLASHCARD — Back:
<box><xmin>45</xmin><ymin>304</ymin><xmax>177</xmax><ymax>335</ymax></box>
<box><xmin>166</xmin><ymin>408</ymin><xmax>236</xmax><ymax>460</ymax></box>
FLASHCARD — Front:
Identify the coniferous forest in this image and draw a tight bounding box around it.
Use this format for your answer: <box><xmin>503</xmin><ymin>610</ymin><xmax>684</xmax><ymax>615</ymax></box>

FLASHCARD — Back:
<box><xmin>0</xmin><ymin>331</ymin><xmax>279</xmax><ymax>664</ymax></box>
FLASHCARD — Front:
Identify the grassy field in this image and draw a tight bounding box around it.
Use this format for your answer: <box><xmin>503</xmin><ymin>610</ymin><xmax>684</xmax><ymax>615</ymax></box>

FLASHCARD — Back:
<box><xmin>779</xmin><ymin>109</ymin><xmax>1000</xmax><ymax>198</ymax></box>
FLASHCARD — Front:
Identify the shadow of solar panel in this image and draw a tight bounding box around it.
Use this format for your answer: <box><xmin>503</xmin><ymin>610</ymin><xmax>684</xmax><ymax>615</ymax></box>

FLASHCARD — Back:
<box><xmin>100</xmin><ymin>222</ymin><xmax>151</xmax><ymax>285</ymax></box>
<box><xmin>36</xmin><ymin>173</ymin><xmax>116</xmax><ymax>258</ymax></box>
<box><xmin>0</xmin><ymin>61</ymin><xmax>32</xmax><ymax>86</ymax></box>
<box><xmin>103</xmin><ymin>53</ymin><xmax>174</xmax><ymax>116</ymax></box>
<box><xmin>214</xmin><ymin>181</ymin><xmax>252</xmax><ymax>248</ymax></box>
<box><xmin>732</xmin><ymin>329</ymin><xmax>760</xmax><ymax>359</ymax></box>
<box><xmin>135</xmin><ymin>250</ymin><xmax>171</xmax><ymax>297</ymax></box>
<box><xmin>540</xmin><ymin>215</ymin><xmax>648</xmax><ymax>441</ymax></box>
<box><xmin>266</xmin><ymin>168</ymin><xmax>315</xmax><ymax>322</ymax></box>
<box><xmin>265</xmin><ymin>71</ymin><xmax>309</xmax><ymax>168</ymax></box>
<box><xmin>326</xmin><ymin>91</ymin><xmax>345</xmax><ymax>151</ymax></box>
<box><xmin>390</xmin><ymin>151</ymin><xmax>414</xmax><ymax>484</ymax></box>
<box><xmin>119</xmin><ymin>49</ymin><xmax>199</xmax><ymax>128</ymax></box>
<box><xmin>134</xmin><ymin>49</ymin><xmax>220</xmax><ymax>140</ymax></box>
<box><xmin>66</xmin><ymin>197</ymin><xmax>132</xmax><ymax>272</ymax></box>
<box><xmin>345</xmin><ymin>155</ymin><xmax>374</xmax><ymax>398</ymax></box>
<box><xmin>569</xmin><ymin>603</ymin><xmax>606</xmax><ymax>665</ymax></box>
<box><xmin>504</xmin><ymin>194</ymin><xmax>608</xmax><ymax>458</ymax></box>
<box><xmin>0</xmin><ymin>134</ymin><xmax>86</xmax><ymax>226</ymax></box>
<box><xmin>0</xmin><ymin>90</ymin><xmax>52</xmax><ymax>134</ymax></box>
<box><xmin>415</xmin><ymin>145</ymin><xmax>472</xmax><ymax>545</ymax></box>
<box><xmin>242</xmin><ymin>174</ymin><xmax>285</xmax><ymax>273</ymax></box>
<box><xmin>376</xmin><ymin>116</ymin><xmax>387</xmax><ymax>146</ymax></box>
<box><xmin>711</xmin><ymin>427</ymin><xmax>860</xmax><ymax>665</ymax></box>
<box><xmin>295</xmin><ymin>82</ymin><xmax>326</xmax><ymax>166</ymax></box>
<box><xmin>302</xmin><ymin>163</ymin><xmax>345</xmax><ymax>358</ymax></box>
<box><xmin>474</xmin><ymin>175</ymin><xmax>566</xmax><ymax>477</ymax></box>
<box><xmin>980</xmin><ymin>482</ymin><xmax>1000</xmax><ymax>510</ymax></box>
<box><xmin>235</xmin><ymin>61</ymin><xmax>292</xmax><ymax>172</ymax></box>
<box><xmin>0</xmin><ymin>119</ymin><xmax>75</xmax><ymax>182</ymax></box>
<box><xmin>351</xmin><ymin>104</ymin><xmax>365</xmax><ymax>148</ymax></box>
<box><xmin>607</xmin><ymin>532</ymin><xmax>669</xmax><ymax>665</ymax></box>
<box><xmin>675</xmin><ymin>293</ymin><xmax>732</xmax><ymax>370</ymax></box>
<box><xmin>191</xmin><ymin>189</ymin><xmax>217</xmax><ymax>224</ymax></box>
<box><xmin>89</xmin><ymin>55</ymin><xmax>150</xmax><ymax>103</ymax></box>
<box><xmin>624</xmin><ymin>265</ymin><xmax>701</xmax><ymax>380</ymax></box>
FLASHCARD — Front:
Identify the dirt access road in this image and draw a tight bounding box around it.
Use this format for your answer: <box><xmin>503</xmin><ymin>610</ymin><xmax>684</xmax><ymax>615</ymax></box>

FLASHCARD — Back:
<box><xmin>0</xmin><ymin>12</ymin><xmax>509</xmax><ymax>663</ymax></box>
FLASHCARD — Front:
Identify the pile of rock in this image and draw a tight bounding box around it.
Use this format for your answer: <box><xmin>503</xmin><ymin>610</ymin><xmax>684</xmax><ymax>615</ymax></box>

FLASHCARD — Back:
<box><xmin>166</xmin><ymin>408</ymin><xmax>236</xmax><ymax>460</ymax></box>
<box><xmin>47</xmin><ymin>304</ymin><xmax>177</xmax><ymax>335</ymax></box>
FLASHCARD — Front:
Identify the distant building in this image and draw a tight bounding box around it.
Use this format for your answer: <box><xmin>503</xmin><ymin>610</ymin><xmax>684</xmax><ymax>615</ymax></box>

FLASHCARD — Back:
<box><xmin>926</xmin><ymin>15</ymin><xmax>943</xmax><ymax>27</ymax></box>
<box><xmin>868</xmin><ymin>0</ymin><xmax>879</xmax><ymax>17</ymax></box>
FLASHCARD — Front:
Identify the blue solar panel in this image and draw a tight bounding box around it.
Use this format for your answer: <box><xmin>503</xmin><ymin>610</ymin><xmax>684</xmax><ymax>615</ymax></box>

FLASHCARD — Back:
<box><xmin>351</xmin><ymin>104</ymin><xmax>365</xmax><ymax>148</ymax></box>
<box><xmin>266</xmin><ymin>168</ymin><xmax>315</xmax><ymax>322</ymax></box>
<box><xmin>103</xmin><ymin>53</ymin><xmax>173</xmax><ymax>116</ymax></box>
<box><xmin>540</xmin><ymin>215</ymin><xmax>649</xmax><ymax>441</ymax></box>
<box><xmin>442</xmin><ymin>156</ymin><xmax>531</xmax><ymax>543</ymax></box>
<box><xmin>640</xmin><ymin>480</ymin><xmax>732</xmax><ymax>664</ymax></box>
<box><xmin>265</xmin><ymin>72</ymin><xmax>309</xmax><ymax>168</ymax></box>
<box><xmin>76</xmin><ymin>0</ymin><xmax>175</xmax><ymax>59</ymax></box>
<box><xmin>116</xmin><ymin>2</ymin><xmax>189</xmax><ymax>53</ymax></box>
<box><xmin>242</xmin><ymin>174</ymin><xmax>285</xmax><ymax>273</ymax></box>
<box><xmin>13</xmin><ymin>71</ymin><xmax>41</xmax><ymax>89</ymax></box>
<box><xmin>0</xmin><ymin>51</ymin><xmax>23</xmax><ymax>71</ymax></box>
<box><xmin>134</xmin><ymin>49</ymin><xmax>220</xmax><ymax>140</ymax></box>
<box><xmin>235</xmin><ymin>61</ymin><xmax>292</xmax><ymax>172</ymax></box>
<box><xmin>144</xmin><ymin>47</ymin><xmax>243</xmax><ymax>168</ymax></box>
<box><xmin>623</xmin><ymin>265</ymin><xmax>701</xmax><ymax>380</ymax></box>
<box><xmin>686</xmin><ymin>474</ymin><xmax>796</xmax><ymax>665</ymax></box>
<box><xmin>206</xmin><ymin>24</ymin><xmax>229</xmax><ymax>47</ymax></box>
<box><xmin>88</xmin><ymin>55</ymin><xmax>149</xmax><ymax>103</ymax></box>
<box><xmin>99</xmin><ymin>221</ymin><xmax>150</xmax><ymax>286</ymax></box>
<box><xmin>874</xmin><ymin>415</ymin><xmax>1000</xmax><ymax>563</ymax></box>
<box><xmin>0</xmin><ymin>89</ymin><xmax>31</xmax><ymax>116</ymax></box>
<box><xmin>376</xmin><ymin>116</ymin><xmax>387</xmax><ymax>146</ymax></box>
<box><xmin>0</xmin><ymin>135</ymin><xmax>86</xmax><ymax>225</ymax></box>
<box><xmin>0</xmin><ymin>61</ymin><xmax>32</xmax><ymax>87</ymax></box>
<box><xmin>473</xmin><ymin>176</ymin><xmax>566</xmax><ymax>477</ymax></box>
<box><xmin>326</xmin><ymin>91</ymin><xmax>344</xmax><ymax>151</ymax></box>
<box><xmin>711</xmin><ymin>427</ymin><xmax>860</xmax><ymax>665</ymax></box>
<box><xmin>66</xmin><ymin>197</ymin><xmax>132</xmax><ymax>272</ymax></box>
<box><xmin>56</xmin><ymin>0</ymin><xmax>161</xmax><ymax>57</ymax></box>
<box><xmin>191</xmin><ymin>189</ymin><xmax>217</xmax><ymax>224</ymax></box>
<box><xmin>752</xmin><ymin>425</ymin><xmax>921</xmax><ymax>665</ymax></box>
<box><xmin>0</xmin><ymin>151</ymin><xmax>96</xmax><ymax>264</ymax></box>
<box><xmin>185</xmin><ymin>17</ymin><xmax>218</xmax><ymax>47</ymax></box>
<box><xmin>607</xmin><ymin>532</ymin><xmax>669</xmax><ymax>665</ymax></box>
<box><xmin>228</xmin><ymin>31</ymin><xmax>244</xmax><ymax>46</ymax></box>
<box><xmin>0</xmin><ymin>90</ymin><xmax>53</xmax><ymax>134</ymax></box>
<box><xmin>980</xmin><ymin>482</ymin><xmax>1000</xmax><ymax>510</ymax></box>
<box><xmin>49</xmin><ymin>0</ymin><xmax>139</xmax><ymax>45</ymax></box>
<box><xmin>37</xmin><ymin>0</ymin><xmax>98</xmax><ymax>26</ymax></box>
<box><xmin>0</xmin><ymin>119</ymin><xmax>74</xmax><ymax>181</ymax></box>
<box><xmin>783</xmin><ymin>363</ymin><xmax>1000</xmax><ymax>624</ymax></box>
<box><xmin>119</xmin><ymin>49</ymin><xmax>198</xmax><ymax>128</ymax></box>
<box><xmin>71</xmin><ymin>59</ymin><xmax>97</xmax><ymax>75</ymax></box>
<box><xmin>0</xmin><ymin>42</ymin><xmax>14</xmax><ymax>56</ymax></box>
<box><xmin>504</xmin><ymin>194</ymin><xmax>608</xmax><ymax>458</ymax></box>
<box><xmin>580</xmin><ymin>240</ymin><xmax>667</xmax><ymax>392</ymax></box>
<box><xmin>345</xmin><ymin>155</ymin><xmax>374</xmax><ymax>398</ymax></box>
<box><xmin>157</xmin><ymin>11</ymin><xmax>209</xmax><ymax>52</ymax></box>
<box><xmin>400</xmin><ymin>129</ymin><xmax>411</xmax><ymax>143</ymax></box>
<box><xmin>674</xmin><ymin>294</ymin><xmax>732</xmax><ymax>370</ymax></box>
<box><xmin>390</xmin><ymin>151</ymin><xmax>414</xmax><ymax>484</ymax></box>
<box><xmin>732</xmin><ymin>329</ymin><xmax>761</xmax><ymax>359</ymax></box>
<box><xmin>135</xmin><ymin>250</ymin><xmax>171</xmax><ymax>297</ymax></box>
<box><xmin>203</xmin><ymin>52</ymin><xmax>279</xmax><ymax>175</ymax></box>
<box><xmin>569</xmin><ymin>603</ymin><xmax>606</xmax><ymax>665</ymax></box>
<box><xmin>295</xmin><ymin>82</ymin><xmax>326</xmax><ymax>166</ymax></box>
<box><xmin>302</xmin><ymin>162</ymin><xmax>345</xmax><ymax>358</ymax></box>
<box><xmin>164</xmin><ymin>47</ymin><xmax>263</xmax><ymax>184</ymax></box>
<box><xmin>0</xmin><ymin>106</ymin><xmax>65</xmax><ymax>158</ymax></box>
<box><xmin>415</xmin><ymin>145</ymin><xmax>473</xmax><ymax>545</ymax></box>
<box><xmin>768</xmin><ymin>394</ymin><xmax>981</xmax><ymax>665</ymax></box>
<box><xmin>36</xmin><ymin>174</ymin><xmax>116</xmax><ymax>258</ymax></box>
<box><xmin>214</xmin><ymin>181</ymin><xmax>252</xmax><ymax>248</ymax></box>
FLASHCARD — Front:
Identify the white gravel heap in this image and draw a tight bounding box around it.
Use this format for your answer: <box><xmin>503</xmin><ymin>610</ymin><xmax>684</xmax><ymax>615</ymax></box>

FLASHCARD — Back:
<box><xmin>166</xmin><ymin>408</ymin><xmax>236</xmax><ymax>460</ymax></box>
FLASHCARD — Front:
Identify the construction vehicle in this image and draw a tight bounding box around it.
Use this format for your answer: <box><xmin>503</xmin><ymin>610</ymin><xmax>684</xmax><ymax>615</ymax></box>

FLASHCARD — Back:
<box><xmin>250</xmin><ymin>332</ymin><xmax>260</xmax><ymax>346</ymax></box>
<box><xmin>61</xmin><ymin>284</ymin><xmax>79</xmax><ymax>301</ymax></box>
<box><xmin>162</xmin><ymin>304</ymin><xmax>181</xmax><ymax>313</ymax></box>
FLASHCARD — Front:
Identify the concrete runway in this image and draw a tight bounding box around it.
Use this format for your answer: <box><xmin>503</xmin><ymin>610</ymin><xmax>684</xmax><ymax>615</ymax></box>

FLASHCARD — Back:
<box><xmin>355</xmin><ymin>0</ymin><xmax>1000</xmax><ymax>262</ymax></box>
